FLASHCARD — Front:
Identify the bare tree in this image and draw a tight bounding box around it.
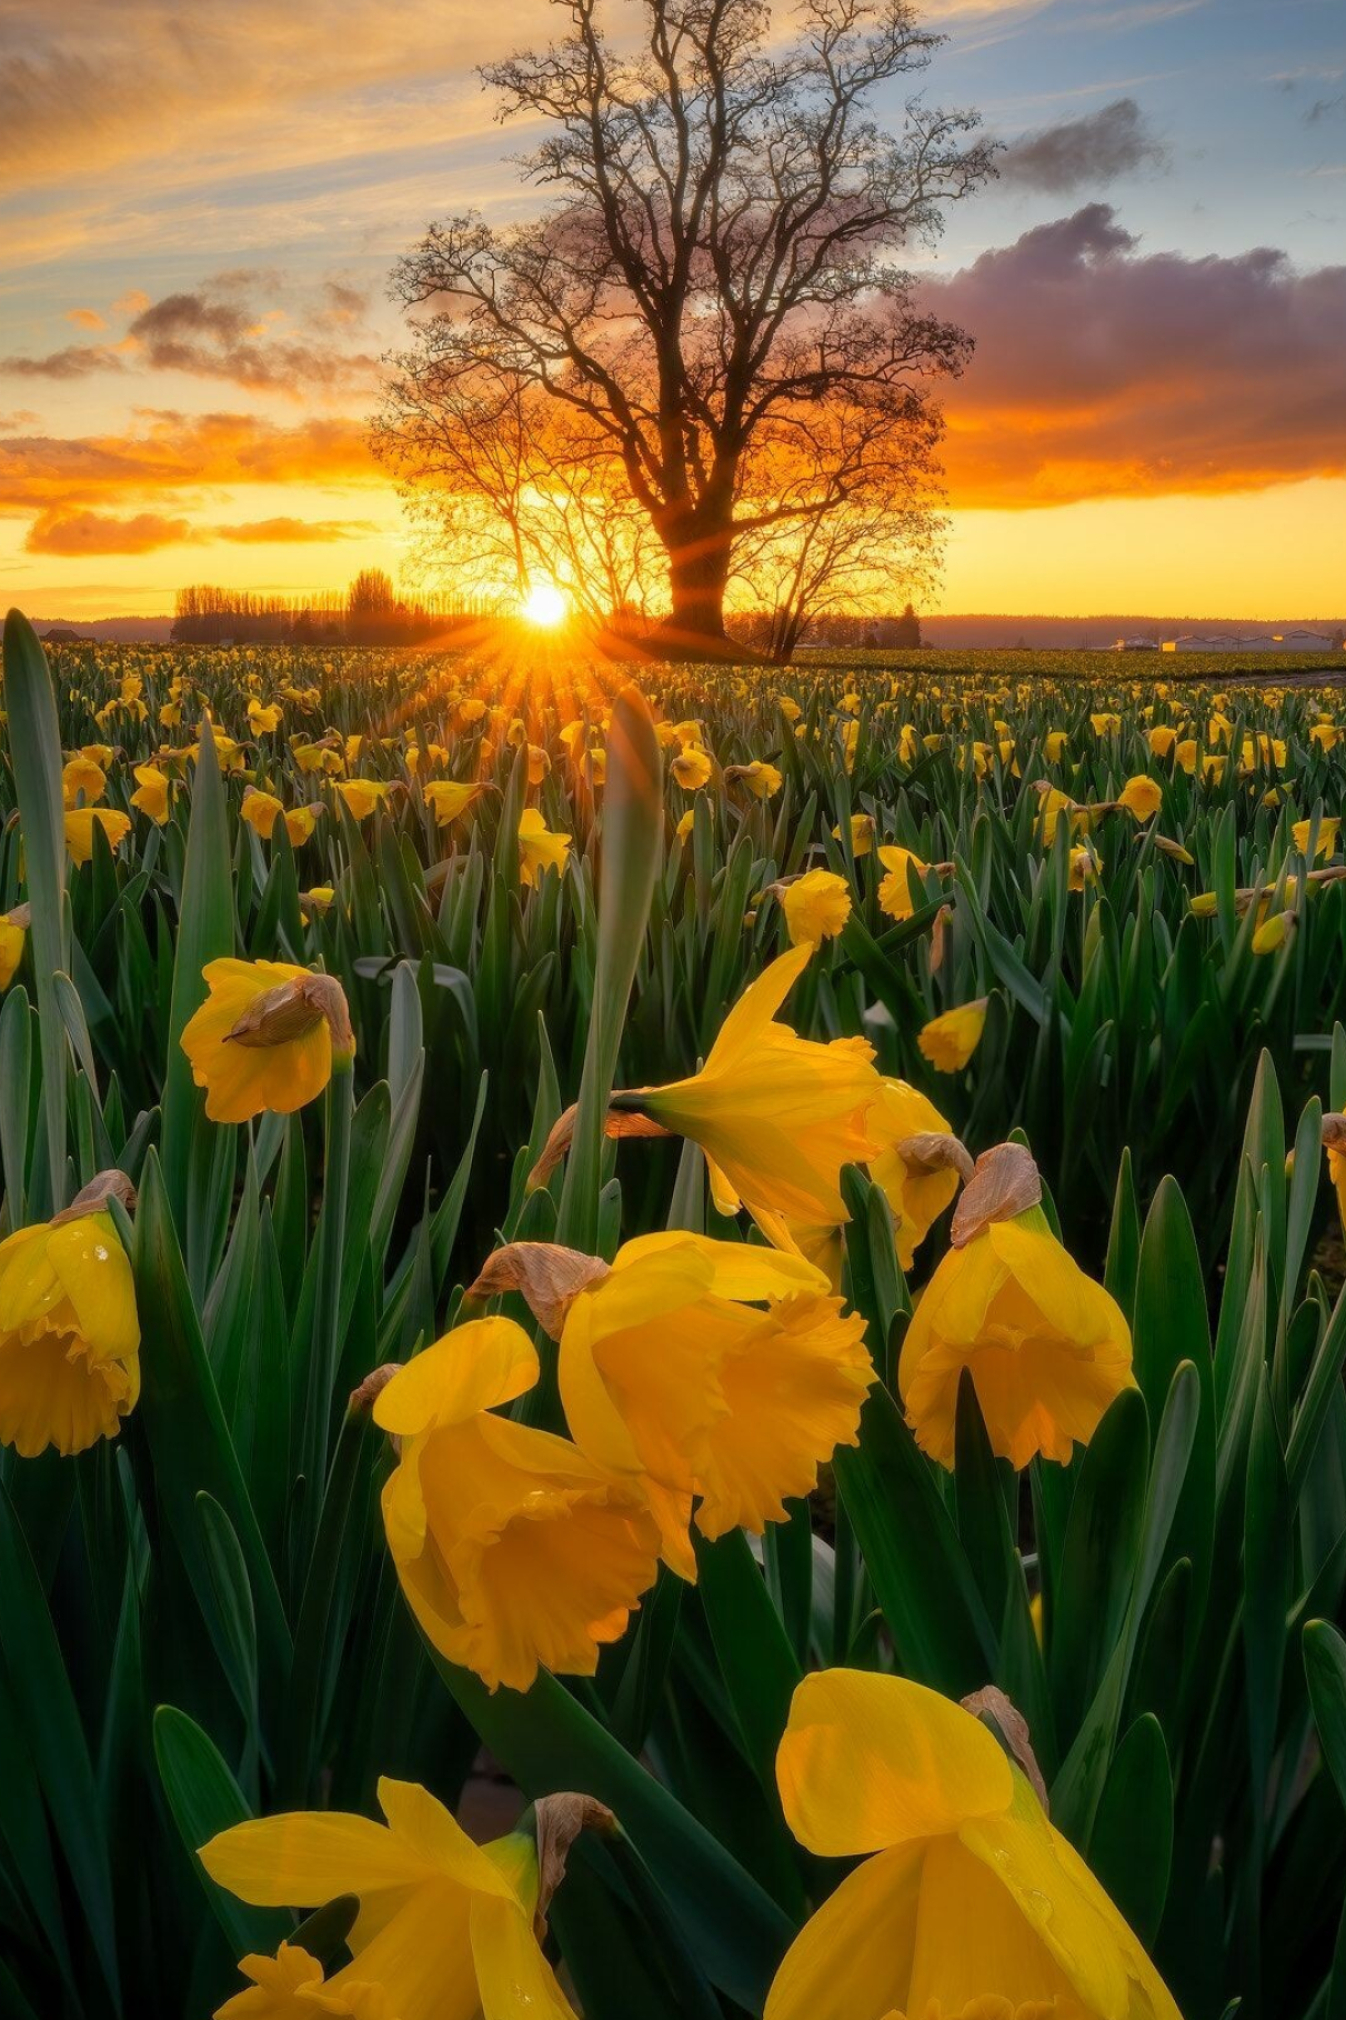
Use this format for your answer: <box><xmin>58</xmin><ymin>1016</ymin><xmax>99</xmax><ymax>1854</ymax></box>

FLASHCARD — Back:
<box><xmin>380</xmin><ymin>370</ymin><xmax>662</xmax><ymax>622</ymax></box>
<box><xmin>728</xmin><ymin>378</ymin><xmax>944</xmax><ymax>657</ymax></box>
<box><xmin>383</xmin><ymin>0</ymin><xmax>990</xmax><ymax>652</ymax></box>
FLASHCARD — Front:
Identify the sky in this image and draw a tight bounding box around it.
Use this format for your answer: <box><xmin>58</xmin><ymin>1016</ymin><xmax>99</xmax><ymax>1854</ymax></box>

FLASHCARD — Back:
<box><xmin>1</xmin><ymin>0</ymin><xmax>1343</xmax><ymax>620</ymax></box>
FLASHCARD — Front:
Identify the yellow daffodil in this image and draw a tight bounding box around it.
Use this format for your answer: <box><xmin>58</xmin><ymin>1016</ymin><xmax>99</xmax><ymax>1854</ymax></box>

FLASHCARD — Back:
<box><xmin>62</xmin><ymin>755</ymin><xmax>107</xmax><ymax>808</ymax></box>
<box><xmin>130</xmin><ymin>763</ymin><xmax>172</xmax><ymax>824</ymax></box>
<box><xmin>1116</xmin><ymin>775</ymin><xmax>1162</xmax><ymax>821</ymax></box>
<box><xmin>1175</xmin><ymin>738</ymin><xmax>1198</xmax><ymax>775</ymax></box>
<box><xmin>517</xmin><ymin>809</ymin><xmax>571</xmax><ymax>887</ymax></box>
<box><xmin>240</xmin><ymin>789</ymin><xmax>286</xmax><ymax>841</ymax></box>
<box><xmin>64</xmin><ymin>808</ymin><xmax>132</xmax><ymax>865</ymax></box>
<box><xmin>1311</xmin><ymin>721</ymin><xmax>1339</xmax><ymax>751</ymax></box>
<box><xmin>868</xmin><ymin>1081</ymin><xmax>966</xmax><ymax>1272</ymax></box>
<box><xmin>833</xmin><ymin>812</ymin><xmax>875</xmax><ymax>858</ymax></box>
<box><xmin>781</xmin><ymin>869</ymin><xmax>852</xmax><ymax>947</ymax></box>
<box><xmin>900</xmin><ymin>1144</ymin><xmax>1133</xmax><ymax>1468</ymax></box>
<box><xmin>877</xmin><ymin>846</ymin><xmax>929</xmax><ymax>923</ymax></box>
<box><xmin>0</xmin><ymin>904</ymin><xmax>27</xmax><ymax>990</ymax></box>
<box><xmin>299</xmin><ymin>886</ymin><xmax>335</xmax><ymax>915</ymax></box>
<box><xmin>423</xmin><ymin>781</ymin><xmax>484</xmax><ymax>827</ymax></box>
<box><xmin>181</xmin><ymin>960</ymin><xmax>354</xmax><ymax>1124</ymax></box>
<box><xmin>529</xmin><ymin>1233</ymin><xmax>874</xmax><ymax>1577</ymax></box>
<box><xmin>1068</xmin><ymin>844</ymin><xmax>1101</xmax><ymax>891</ymax></box>
<box><xmin>337</xmin><ymin>780</ymin><xmax>392</xmax><ymax>820</ymax></box>
<box><xmin>247</xmin><ymin>700</ymin><xmax>283</xmax><ymax>735</ymax></box>
<box><xmin>765</xmin><ymin>1668</ymin><xmax>1180</xmax><ymax>2020</ymax></box>
<box><xmin>1251</xmin><ymin>910</ymin><xmax>1293</xmax><ymax>955</ymax></box>
<box><xmin>1291</xmin><ymin>817</ymin><xmax>1339</xmax><ymax>860</ymax></box>
<box><xmin>1090</xmin><ymin>712</ymin><xmax>1121</xmax><ymax>738</ymax></box>
<box><xmin>1044</xmin><ymin>730</ymin><xmax>1068</xmax><ymax>762</ymax></box>
<box><xmin>620</xmin><ymin>944</ymin><xmax>883</xmax><ymax>1226</ymax></box>
<box><xmin>376</xmin><ymin>1318</ymin><xmax>659</xmax><ymax>1692</ymax></box>
<box><xmin>917</xmin><ymin>1000</ymin><xmax>987</xmax><ymax>1074</ymax></box>
<box><xmin>0</xmin><ymin>1179</ymin><xmax>140</xmax><ymax>1458</ymax></box>
<box><xmin>1035</xmin><ymin>786</ymin><xmax>1090</xmax><ymax>846</ymax></box>
<box><xmin>725</xmin><ymin>760</ymin><xmax>782</xmax><ymax>799</ymax></box>
<box><xmin>671</xmin><ymin>746</ymin><xmax>713</xmax><ymax>791</ymax></box>
<box><xmin>1148</xmin><ymin>725</ymin><xmax>1178</xmax><ymax>758</ymax></box>
<box><xmin>675</xmin><ymin>808</ymin><xmax>696</xmax><ymax>843</ymax></box>
<box><xmin>202</xmin><ymin>1778</ymin><xmax>577</xmax><ymax>2020</ymax></box>
<box><xmin>214</xmin><ymin>1942</ymin><xmax>392</xmax><ymax>2018</ymax></box>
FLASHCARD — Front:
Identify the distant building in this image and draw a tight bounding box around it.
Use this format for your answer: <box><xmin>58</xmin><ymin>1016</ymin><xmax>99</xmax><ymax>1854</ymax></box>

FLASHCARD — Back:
<box><xmin>1159</xmin><ymin>630</ymin><xmax>1338</xmax><ymax>653</ymax></box>
<box><xmin>1113</xmin><ymin>637</ymin><xmax>1160</xmax><ymax>651</ymax></box>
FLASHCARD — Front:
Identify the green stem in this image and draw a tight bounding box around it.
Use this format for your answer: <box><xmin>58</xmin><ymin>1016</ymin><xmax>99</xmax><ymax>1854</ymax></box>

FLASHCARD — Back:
<box><xmin>304</xmin><ymin>1051</ymin><xmax>354</xmax><ymax>1493</ymax></box>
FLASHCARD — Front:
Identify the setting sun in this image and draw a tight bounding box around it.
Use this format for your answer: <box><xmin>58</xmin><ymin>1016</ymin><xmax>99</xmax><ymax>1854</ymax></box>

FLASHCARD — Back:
<box><xmin>521</xmin><ymin>581</ymin><xmax>569</xmax><ymax>628</ymax></box>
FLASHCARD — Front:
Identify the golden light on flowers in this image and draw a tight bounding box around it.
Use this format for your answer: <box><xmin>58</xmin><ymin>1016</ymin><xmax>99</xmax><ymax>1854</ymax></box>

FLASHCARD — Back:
<box><xmin>877</xmin><ymin>845</ymin><xmax>930</xmax><ymax>923</ymax></box>
<box><xmin>0</xmin><ymin>903</ymin><xmax>27</xmax><ymax>991</ymax></box>
<box><xmin>780</xmin><ymin>868</ymin><xmax>852</xmax><ymax>947</ymax></box>
<box><xmin>671</xmin><ymin>745</ymin><xmax>713</xmax><ymax>791</ymax></box>
<box><xmin>375</xmin><ymin>1318</ymin><xmax>660</xmax><ymax>1692</ymax></box>
<box><xmin>336</xmin><ymin>779</ymin><xmax>393</xmax><ymax>820</ymax></box>
<box><xmin>725</xmin><ymin>759</ymin><xmax>782</xmax><ymax>799</ymax></box>
<box><xmin>765</xmin><ymin>1669</ymin><xmax>1180</xmax><ymax>2020</ymax></box>
<box><xmin>0</xmin><ymin>1175</ymin><xmax>140</xmax><ymax>1459</ymax></box>
<box><xmin>130</xmin><ymin>763</ymin><xmax>171</xmax><ymax>824</ymax></box>
<box><xmin>180</xmin><ymin>959</ymin><xmax>355</xmax><ymax>1124</ymax></box>
<box><xmin>899</xmin><ymin>1144</ymin><xmax>1134</xmax><ymax>1468</ymax></box>
<box><xmin>1116</xmin><ymin>774</ymin><xmax>1162</xmax><ymax>822</ymax></box>
<box><xmin>423</xmin><ymin>780</ymin><xmax>485</xmax><ymax>827</ymax></box>
<box><xmin>521</xmin><ymin>580</ymin><xmax>569</xmax><ymax>627</ymax></box>
<box><xmin>201</xmin><ymin>1778</ymin><xmax>579</xmax><ymax>2020</ymax></box>
<box><xmin>617</xmin><ymin>943</ymin><xmax>884</xmax><ymax>1227</ymax></box>
<box><xmin>918</xmin><ymin>1000</ymin><xmax>987</xmax><ymax>1074</ymax></box>
<box><xmin>64</xmin><ymin>807</ymin><xmax>132</xmax><ymax>864</ymax></box>
<box><xmin>61</xmin><ymin>755</ymin><xmax>107</xmax><ymax>808</ymax></box>
<box><xmin>518</xmin><ymin>808</ymin><xmax>571</xmax><ymax>886</ymax></box>
<box><xmin>479</xmin><ymin>1233</ymin><xmax>872</xmax><ymax>1579</ymax></box>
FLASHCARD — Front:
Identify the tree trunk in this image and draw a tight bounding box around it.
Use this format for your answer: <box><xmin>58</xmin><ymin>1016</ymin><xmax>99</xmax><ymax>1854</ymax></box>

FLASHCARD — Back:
<box><xmin>658</xmin><ymin>506</ymin><xmax>734</xmax><ymax>655</ymax></box>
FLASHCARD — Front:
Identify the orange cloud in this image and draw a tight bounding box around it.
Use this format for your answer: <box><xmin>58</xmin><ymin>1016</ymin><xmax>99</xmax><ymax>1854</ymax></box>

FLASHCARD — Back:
<box><xmin>215</xmin><ymin>516</ymin><xmax>378</xmax><ymax>543</ymax></box>
<box><xmin>930</xmin><ymin>206</ymin><xmax>1346</xmax><ymax>507</ymax></box>
<box><xmin>26</xmin><ymin>509</ymin><xmax>197</xmax><ymax>556</ymax></box>
<box><xmin>0</xmin><ymin>409</ymin><xmax>378</xmax><ymax>515</ymax></box>
<box><xmin>66</xmin><ymin>306</ymin><xmax>107</xmax><ymax>330</ymax></box>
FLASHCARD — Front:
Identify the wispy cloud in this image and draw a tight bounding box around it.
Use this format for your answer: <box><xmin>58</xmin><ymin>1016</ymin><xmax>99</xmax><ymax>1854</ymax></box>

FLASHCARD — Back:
<box><xmin>999</xmin><ymin>96</ymin><xmax>1168</xmax><ymax>191</ymax></box>
<box><xmin>1</xmin><ymin>270</ymin><xmax>380</xmax><ymax>397</ymax></box>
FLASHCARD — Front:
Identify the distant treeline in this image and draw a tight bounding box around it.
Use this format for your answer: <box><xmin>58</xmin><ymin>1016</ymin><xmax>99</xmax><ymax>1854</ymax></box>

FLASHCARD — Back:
<box><xmin>171</xmin><ymin>572</ymin><xmax>496</xmax><ymax>645</ymax></box>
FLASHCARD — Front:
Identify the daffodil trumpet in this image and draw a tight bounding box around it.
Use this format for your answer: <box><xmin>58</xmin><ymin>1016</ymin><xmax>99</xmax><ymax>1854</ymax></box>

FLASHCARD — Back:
<box><xmin>764</xmin><ymin>1667</ymin><xmax>1181</xmax><ymax>2020</ymax></box>
<box><xmin>0</xmin><ymin>1169</ymin><xmax>141</xmax><ymax>1459</ymax></box>
<box><xmin>470</xmin><ymin>1234</ymin><xmax>873</xmax><ymax>1578</ymax></box>
<box><xmin>899</xmin><ymin>1142</ymin><xmax>1135</xmax><ymax>1469</ymax></box>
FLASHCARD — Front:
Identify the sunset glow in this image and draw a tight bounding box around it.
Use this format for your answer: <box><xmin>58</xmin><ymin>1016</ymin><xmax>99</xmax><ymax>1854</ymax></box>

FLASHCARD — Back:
<box><xmin>521</xmin><ymin>581</ymin><xmax>570</xmax><ymax>628</ymax></box>
<box><xmin>4</xmin><ymin>1</ymin><xmax>1342</xmax><ymax>622</ymax></box>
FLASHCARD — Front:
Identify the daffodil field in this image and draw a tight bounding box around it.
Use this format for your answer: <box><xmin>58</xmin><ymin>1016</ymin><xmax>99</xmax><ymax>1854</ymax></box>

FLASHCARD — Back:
<box><xmin>6</xmin><ymin>608</ymin><xmax>1346</xmax><ymax>2020</ymax></box>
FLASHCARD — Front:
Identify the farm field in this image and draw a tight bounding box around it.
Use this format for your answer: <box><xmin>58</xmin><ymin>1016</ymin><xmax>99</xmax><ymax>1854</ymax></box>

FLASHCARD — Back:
<box><xmin>5</xmin><ymin>614</ymin><xmax>1346</xmax><ymax>2019</ymax></box>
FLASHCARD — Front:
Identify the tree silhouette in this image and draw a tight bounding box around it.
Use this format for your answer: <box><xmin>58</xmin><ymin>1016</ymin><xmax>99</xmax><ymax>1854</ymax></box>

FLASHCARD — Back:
<box><xmin>383</xmin><ymin>0</ymin><xmax>989</xmax><ymax>652</ymax></box>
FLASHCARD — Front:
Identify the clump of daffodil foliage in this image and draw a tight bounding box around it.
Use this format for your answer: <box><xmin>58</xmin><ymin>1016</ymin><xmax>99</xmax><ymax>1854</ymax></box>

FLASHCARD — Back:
<box><xmin>3</xmin><ymin>607</ymin><xmax>1346</xmax><ymax>2020</ymax></box>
